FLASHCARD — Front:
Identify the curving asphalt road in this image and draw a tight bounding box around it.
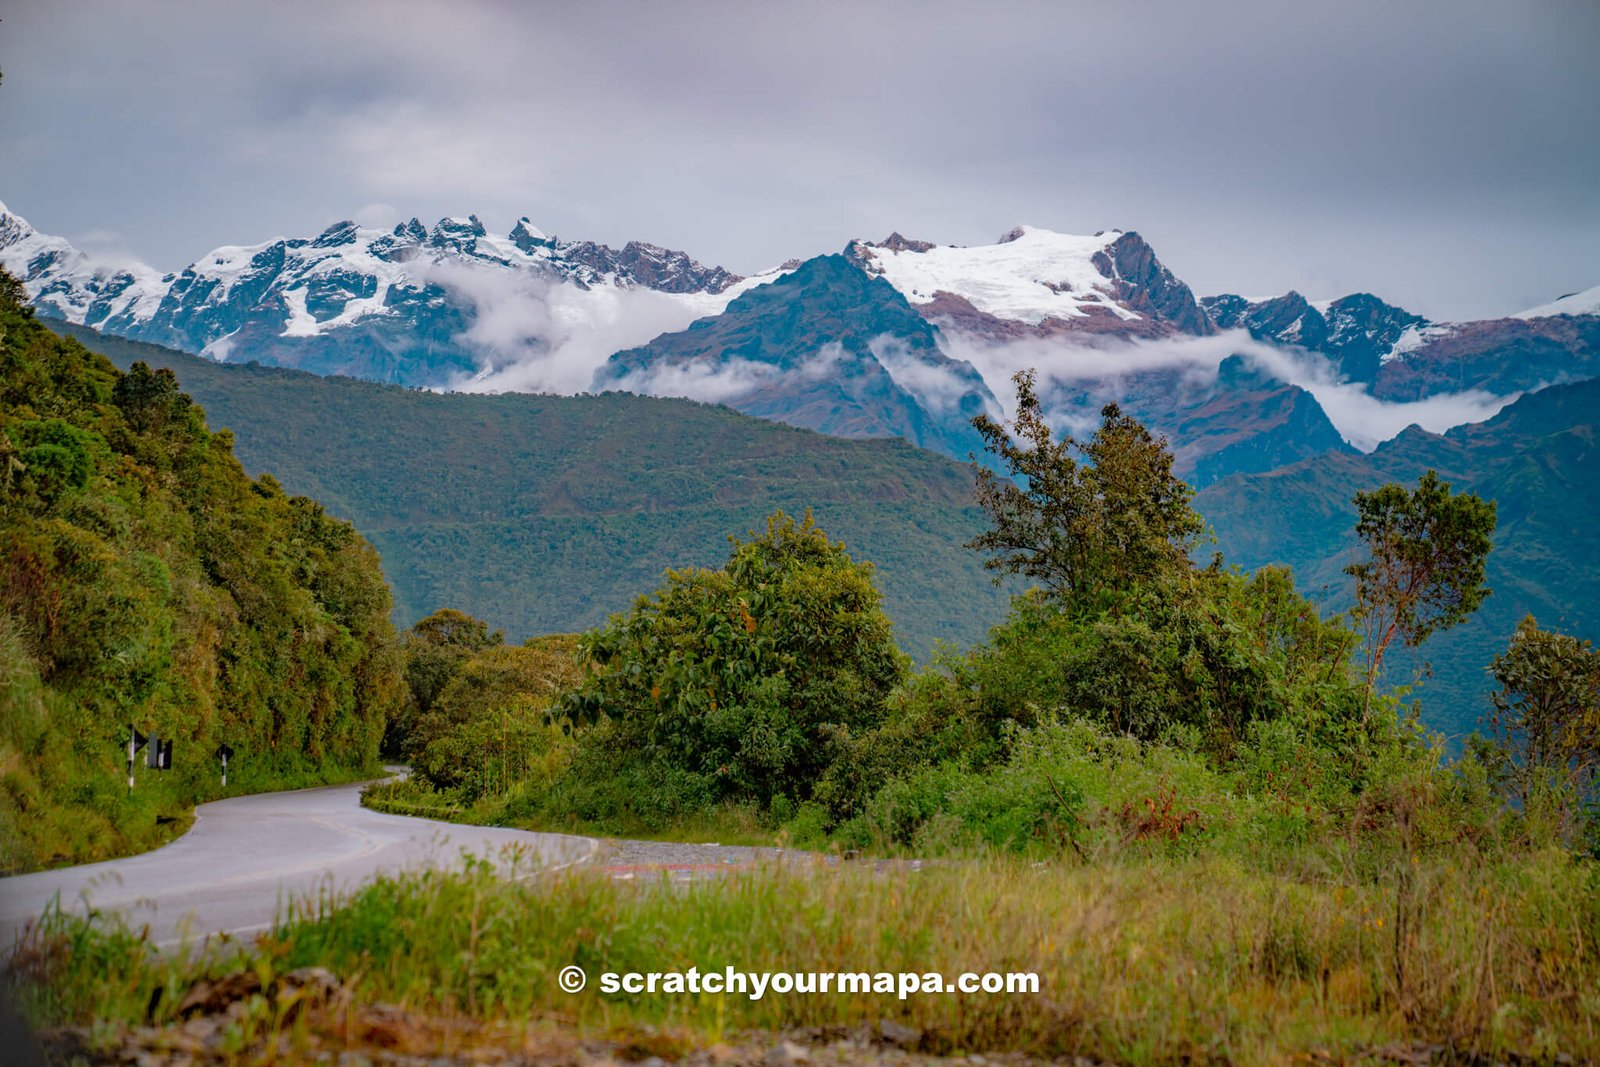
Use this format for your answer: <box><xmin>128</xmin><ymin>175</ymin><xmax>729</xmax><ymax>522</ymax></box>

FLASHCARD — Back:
<box><xmin>0</xmin><ymin>780</ymin><xmax>598</xmax><ymax>951</ymax></box>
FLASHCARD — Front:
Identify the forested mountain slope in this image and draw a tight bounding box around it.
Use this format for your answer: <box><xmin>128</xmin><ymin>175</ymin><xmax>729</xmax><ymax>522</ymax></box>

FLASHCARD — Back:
<box><xmin>57</xmin><ymin>323</ymin><xmax>1010</xmax><ymax>661</ymax></box>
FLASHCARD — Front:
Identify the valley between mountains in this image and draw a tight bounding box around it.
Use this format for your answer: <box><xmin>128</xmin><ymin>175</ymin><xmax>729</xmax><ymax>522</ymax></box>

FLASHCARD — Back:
<box><xmin>7</xmin><ymin>199</ymin><xmax>1594</xmax><ymax>741</ymax></box>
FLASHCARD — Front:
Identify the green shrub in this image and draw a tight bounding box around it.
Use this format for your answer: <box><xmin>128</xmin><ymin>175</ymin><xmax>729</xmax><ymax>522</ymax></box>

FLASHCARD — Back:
<box><xmin>558</xmin><ymin>511</ymin><xmax>907</xmax><ymax>814</ymax></box>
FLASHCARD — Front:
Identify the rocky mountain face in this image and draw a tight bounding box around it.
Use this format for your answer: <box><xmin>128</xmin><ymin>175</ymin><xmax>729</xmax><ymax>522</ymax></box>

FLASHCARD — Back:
<box><xmin>5</xmin><ymin>201</ymin><xmax>1598</xmax><ymax>486</ymax></box>
<box><xmin>598</xmin><ymin>237</ymin><xmax>1341</xmax><ymax>483</ymax></box>
<box><xmin>1368</xmin><ymin>316</ymin><xmax>1600</xmax><ymax>402</ymax></box>
<box><xmin>597</xmin><ymin>254</ymin><xmax>998</xmax><ymax>461</ymax></box>
<box><xmin>1157</xmin><ymin>356</ymin><xmax>1355</xmax><ymax>486</ymax></box>
<box><xmin>1203</xmin><ymin>288</ymin><xmax>1600</xmax><ymax>399</ymax></box>
<box><xmin>0</xmin><ymin>203</ymin><xmax>752</xmax><ymax>387</ymax></box>
<box><xmin>1203</xmin><ymin>291</ymin><xmax>1425</xmax><ymax>385</ymax></box>
<box><xmin>557</xmin><ymin>237</ymin><xmax>743</xmax><ymax>294</ymax></box>
<box><xmin>1092</xmin><ymin>231</ymin><xmax>1215</xmax><ymax>336</ymax></box>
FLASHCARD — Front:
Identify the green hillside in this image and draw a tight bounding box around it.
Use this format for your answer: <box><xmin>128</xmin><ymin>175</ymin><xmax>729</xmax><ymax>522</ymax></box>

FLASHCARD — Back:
<box><xmin>1195</xmin><ymin>377</ymin><xmax>1600</xmax><ymax>741</ymax></box>
<box><xmin>52</xmin><ymin>322</ymin><xmax>1595</xmax><ymax>742</ymax></box>
<box><xmin>1</xmin><ymin>288</ymin><xmax>400</xmax><ymax>872</ymax></box>
<box><xmin>57</xmin><ymin>323</ymin><xmax>1011</xmax><ymax>661</ymax></box>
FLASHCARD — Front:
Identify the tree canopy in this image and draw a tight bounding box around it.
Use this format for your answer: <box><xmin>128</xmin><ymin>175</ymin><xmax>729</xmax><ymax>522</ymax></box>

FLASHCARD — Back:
<box><xmin>1478</xmin><ymin>615</ymin><xmax>1600</xmax><ymax>821</ymax></box>
<box><xmin>0</xmin><ymin>268</ymin><xmax>401</xmax><ymax>872</ymax></box>
<box><xmin>560</xmin><ymin>510</ymin><xmax>906</xmax><ymax>807</ymax></box>
<box><xmin>969</xmin><ymin>370</ymin><xmax>1203</xmax><ymax>604</ymax></box>
<box><xmin>1346</xmin><ymin>469</ymin><xmax>1496</xmax><ymax>713</ymax></box>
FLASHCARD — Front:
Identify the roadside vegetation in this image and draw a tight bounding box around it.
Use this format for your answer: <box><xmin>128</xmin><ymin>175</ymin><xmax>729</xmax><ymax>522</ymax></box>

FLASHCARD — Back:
<box><xmin>11</xmin><ymin>832</ymin><xmax>1598</xmax><ymax>1063</ymax></box>
<box><xmin>0</xmin><ymin>270</ymin><xmax>400</xmax><ymax>874</ymax></box>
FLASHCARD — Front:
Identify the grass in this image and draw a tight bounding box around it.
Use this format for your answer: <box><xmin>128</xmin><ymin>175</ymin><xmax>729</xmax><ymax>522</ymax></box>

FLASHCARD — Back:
<box><xmin>363</xmin><ymin>777</ymin><xmax>783</xmax><ymax>848</ymax></box>
<box><xmin>9</xmin><ymin>841</ymin><xmax>1598</xmax><ymax>1064</ymax></box>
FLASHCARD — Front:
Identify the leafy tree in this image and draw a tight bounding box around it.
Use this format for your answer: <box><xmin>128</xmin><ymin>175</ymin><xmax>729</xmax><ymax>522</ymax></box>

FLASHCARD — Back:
<box><xmin>9</xmin><ymin>418</ymin><xmax>99</xmax><ymax>504</ymax></box>
<box><xmin>388</xmin><ymin>607</ymin><xmax>505</xmax><ymax>759</ymax></box>
<box><xmin>410</xmin><ymin>636</ymin><xmax>583</xmax><ymax>799</ymax></box>
<box><xmin>1345</xmin><ymin>470</ymin><xmax>1496</xmax><ymax>717</ymax></box>
<box><xmin>0</xmin><ymin>265</ymin><xmax>28</xmax><ymax>318</ymax></box>
<box><xmin>111</xmin><ymin>361</ymin><xmax>195</xmax><ymax>436</ymax></box>
<box><xmin>1477</xmin><ymin>616</ymin><xmax>1600</xmax><ymax>821</ymax></box>
<box><xmin>410</xmin><ymin>607</ymin><xmax>504</xmax><ymax>650</ymax></box>
<box><xmin>969</xmin><ymin>370</ymin><xmax>1203</xmax><ymax>604</ymax></box>
<box><xmin>561</xmin><ymin>510</ymin><xmax>906</xmax><ymax>808</ymax></box>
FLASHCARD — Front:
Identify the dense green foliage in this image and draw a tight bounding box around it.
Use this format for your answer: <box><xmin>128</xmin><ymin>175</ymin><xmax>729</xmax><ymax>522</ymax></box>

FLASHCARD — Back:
<box><xmin>560</xmin><ymin>512</ymin><xmax>906</xmax><ymax>813</ymax></box>
<box><xmin>365</xmin><ymin>398</ymin><xmax>1483</xmax><ymax>867</ymax></box>
<box><xmin>1472</xmin><ymin>615</ymin><xmax>1600</xmax><ymax>845</ymax></box>
<box><xmin>393</xmin><ymin>609</ymin><xmax>583</xmax><ymax>803</ymax></box>
<box><xmin>57</xmin><ymin>322</ymin><xmax>1009</xmax><ymax>662</ymax></box>
<box><xmin>0</xmin><ymin>277</ymin><xmax>401</xmax><ymax>872</ymax></box>
<box><xmin>383</xmin><ymin>607</ymin><xmax>505</xmax><ymax>761</ymax></box>
<box><xmin>807</xmin><ymin>391</ymin><xmax>1401</xmax><ymax>851</ymax></box>
<box><xmin>812</xmin><ymin>565</ymin><xmax>1370</xmax><ymax>832</ymax></box>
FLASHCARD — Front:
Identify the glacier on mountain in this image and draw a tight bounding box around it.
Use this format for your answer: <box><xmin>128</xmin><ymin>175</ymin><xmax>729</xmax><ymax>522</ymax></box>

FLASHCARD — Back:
<box><xmin>3</xmin><ymin>199</ymin><xmax>1595</xmax><ymax>480</ymax></box>
<box><xmin>848</xmin><ymin>225</ymin><xmax>1142</xmax><ymax>325</ymax></box>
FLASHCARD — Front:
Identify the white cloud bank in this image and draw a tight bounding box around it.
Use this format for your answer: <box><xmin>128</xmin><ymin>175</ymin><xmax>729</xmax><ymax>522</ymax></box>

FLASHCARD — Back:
<box><xmin>419</xmin><ymin>261</ymin><xmax>722</xmax><ymax>396</ymax></box>
<box><xmin>938</xmin><ymin>328</ymin><xmax>1521</xmax><ymax>452</ymax></box>
<box><xmin>601</xmin><ymin>342</ymin><xmax>851</xmax><ymax>406</ymax></box>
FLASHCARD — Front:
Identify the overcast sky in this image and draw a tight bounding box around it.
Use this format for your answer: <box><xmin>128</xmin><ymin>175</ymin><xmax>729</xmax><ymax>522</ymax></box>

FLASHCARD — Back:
<box><xmin>2</xmin><ymin>0</ymin><xmax>1596</xmax><ymax>321</ymax></box>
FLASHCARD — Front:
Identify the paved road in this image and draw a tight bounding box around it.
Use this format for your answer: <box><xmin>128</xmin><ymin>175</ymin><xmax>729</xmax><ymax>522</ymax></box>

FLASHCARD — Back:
<box><xmin>0</xmin><ymin>781</ymin><xmax>598</xmax><ymax>951</ymax></box>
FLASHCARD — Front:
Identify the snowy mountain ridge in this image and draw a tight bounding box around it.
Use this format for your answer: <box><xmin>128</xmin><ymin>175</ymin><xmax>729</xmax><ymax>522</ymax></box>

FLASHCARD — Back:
<box><xmin>1515</xmin><ymin>283</ymin><xmax>1600</xmax><ymax>320</ymax></box>
<box><xmin>3</xmin><ymin>200</ymin><xmax>1596</xmax><ymax>477</ymax></box>
<box><xmin>0</xmin><ymin>202</ymin><xmax>769</xmax><ymax>385</ymax></box>
<box><xmin>845</xmin><ymin>225</ymin><xmax>1213</xmax><ymax>338</ymax></box>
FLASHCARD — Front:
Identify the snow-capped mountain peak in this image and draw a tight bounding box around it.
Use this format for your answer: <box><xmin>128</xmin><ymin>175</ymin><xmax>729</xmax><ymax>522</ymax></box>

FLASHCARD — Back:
<box><xmin>0</xmin><ymin>201</ymin><xmax>169</xmax><ymax>329</ymax></box>
<box><xmin>847</xmin><ymin>225</ymin><xmax>1139</xmax><ymax>325</ymax></box>
<box><xmin>1515</xmin><ymin>283</ymin><xmax>1600</xmax><ymax>320</ymax></box>
<box><xmin>844</xmin><ymin>225</ymin><xmax>1210</xmax><ymax>337</ymax></box>
<box><xmin>509</xmin><ymin>217</ymin><xmax>550</xmax><ymax>247</ymax></box>
<box><xmin>0</xmin><ymin>202</ymin><xmax>760</xmax><ymax>387</ymax></box>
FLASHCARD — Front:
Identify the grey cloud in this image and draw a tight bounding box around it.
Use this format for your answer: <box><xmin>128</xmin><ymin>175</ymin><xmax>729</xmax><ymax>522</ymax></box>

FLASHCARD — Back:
<box><xmin>871</xmin><ymin>336</ymin><xmax>999</xmax><ymax>419</ymax></box>
<box><xmin>597</xmin><ymin>343</ymin><xmax>850</xmax><ymax>407</ymax></box>
<box><xmin>1</xmin><ymin>0</ymin><xmax>1596</xmax><ymax>320</ymax></box>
